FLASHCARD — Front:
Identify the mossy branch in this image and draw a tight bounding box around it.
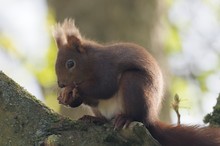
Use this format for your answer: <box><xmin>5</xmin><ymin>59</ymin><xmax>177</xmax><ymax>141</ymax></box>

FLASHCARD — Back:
<box><xmin>0</xmin><ymin>71</ymin><xmax>160</xmax><ymax>146</ymax></box>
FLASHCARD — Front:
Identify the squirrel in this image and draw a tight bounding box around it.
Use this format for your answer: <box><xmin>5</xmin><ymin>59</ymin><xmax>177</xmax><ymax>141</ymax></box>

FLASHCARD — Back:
<box><xmin>53</xmin><ymin>19</ymin><xmax>220</xmax><ymax>146</ymax></box>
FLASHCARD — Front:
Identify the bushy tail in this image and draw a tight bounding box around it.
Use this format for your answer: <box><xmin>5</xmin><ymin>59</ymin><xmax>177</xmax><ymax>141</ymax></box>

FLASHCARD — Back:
<box><xmin>147</xmin><ymin>121</ymin><xmax>220</xmax><ymax>146</ymax></box>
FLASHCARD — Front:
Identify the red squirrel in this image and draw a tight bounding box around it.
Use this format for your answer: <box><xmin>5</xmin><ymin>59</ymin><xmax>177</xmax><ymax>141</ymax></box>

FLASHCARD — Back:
<box><xmin>53</xmin><ymin>19</ymin><xmax>220</xmax><ymax>146</ymax></box>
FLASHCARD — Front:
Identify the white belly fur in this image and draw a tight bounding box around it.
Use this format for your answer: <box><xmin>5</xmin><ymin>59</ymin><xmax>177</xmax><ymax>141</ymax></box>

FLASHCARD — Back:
<box><xmin>97</xmin><ymin>91</ymin><xmax>124</xmax><ymax>120</ymax></box>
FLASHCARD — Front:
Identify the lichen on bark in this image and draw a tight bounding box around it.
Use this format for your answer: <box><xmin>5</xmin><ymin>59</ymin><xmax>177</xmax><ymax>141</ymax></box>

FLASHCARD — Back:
<box><xmin>0</xmin><ymin>71</ymin><xmax>160</xmax><ymax>146</ymax></box>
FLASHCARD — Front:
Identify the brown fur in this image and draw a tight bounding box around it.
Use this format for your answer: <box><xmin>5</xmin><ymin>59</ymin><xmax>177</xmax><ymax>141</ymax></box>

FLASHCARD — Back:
<box><xmin>148</xmin><ymin>122</ymin><xmax>220</xmax><ymax>146</ymax></box>
<box><xmin>53</xmin><ymin>19</ymin><xmax>220</xmax><ymax>146</ymax></box>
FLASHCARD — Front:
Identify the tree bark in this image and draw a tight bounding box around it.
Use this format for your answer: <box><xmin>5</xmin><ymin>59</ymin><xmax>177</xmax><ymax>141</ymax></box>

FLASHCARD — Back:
<box><xmin>0</xmin><ymin>71</ymin><xmax>160</xmax><ymax>146</ymax></box>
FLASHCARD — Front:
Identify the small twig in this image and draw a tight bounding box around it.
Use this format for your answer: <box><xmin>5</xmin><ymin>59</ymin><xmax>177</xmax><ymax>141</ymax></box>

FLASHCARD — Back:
<box><xmin>171</xmin><ymin>94</ymin><xmax>181</xmax><ymax>125</ymax></box>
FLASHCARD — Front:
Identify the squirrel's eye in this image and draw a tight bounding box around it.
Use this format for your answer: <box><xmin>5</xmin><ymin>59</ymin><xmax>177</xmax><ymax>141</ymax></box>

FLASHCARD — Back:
<box><xmin>66</xmin><ymin>59</ymin><xmax>76</xmax><ymax>69</ymax></box>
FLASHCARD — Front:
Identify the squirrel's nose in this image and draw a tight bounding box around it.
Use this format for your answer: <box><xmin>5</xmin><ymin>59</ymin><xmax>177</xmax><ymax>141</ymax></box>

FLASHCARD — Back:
<box><xmin>58</xmin><ymin>81</ymin><xmax>66</xmax><ymax>88</ymax></box>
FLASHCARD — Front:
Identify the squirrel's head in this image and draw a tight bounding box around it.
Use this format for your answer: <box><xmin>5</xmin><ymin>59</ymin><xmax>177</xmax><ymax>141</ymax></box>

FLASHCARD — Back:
<box><xmin>53</xmin><ymin>19</ymin><xmax>88</xmax><ymax>88</ymax></box>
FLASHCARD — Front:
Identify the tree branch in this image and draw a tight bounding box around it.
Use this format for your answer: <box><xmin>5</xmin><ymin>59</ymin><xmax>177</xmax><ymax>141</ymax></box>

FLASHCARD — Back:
<box><xmin>0</xmin><ymin>71</ymin><xmax>160</xmax><ymax>146</ymax></box>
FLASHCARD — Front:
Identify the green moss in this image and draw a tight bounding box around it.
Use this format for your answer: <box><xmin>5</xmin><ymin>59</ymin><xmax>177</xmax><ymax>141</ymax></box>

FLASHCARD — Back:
<box><xmin>204</xmin><ymin>94</ymin><xmax>220</xmax><ymax>127</ymax></box>
<box><xmin>0</xmin><ymin>71</ymin><xmax>67</xmax><ymax>145</ymax></box>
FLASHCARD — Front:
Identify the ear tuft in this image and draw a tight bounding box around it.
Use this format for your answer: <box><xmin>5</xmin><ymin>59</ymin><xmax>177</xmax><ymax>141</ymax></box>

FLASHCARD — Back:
<box><xmin>52</xmin><ymin>18</ymin><xmax>82</xmax><ymax>50</ymax></box>
<box><xmin>52</xmin><ymin>23</ymin><xmax>66</xmax><ymax>49</ymax></box>
<box><xmin>62</xmin><ymin>19</ymin><xmax>82</xmax><ymax>40</ymax></box>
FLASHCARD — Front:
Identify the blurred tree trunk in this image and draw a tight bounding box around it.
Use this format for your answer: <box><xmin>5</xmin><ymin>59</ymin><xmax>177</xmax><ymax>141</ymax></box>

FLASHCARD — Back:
<box><xmin>48</xmin><ymin>0</ymin><xmax>171</xmax><ymax>122</ymax></box>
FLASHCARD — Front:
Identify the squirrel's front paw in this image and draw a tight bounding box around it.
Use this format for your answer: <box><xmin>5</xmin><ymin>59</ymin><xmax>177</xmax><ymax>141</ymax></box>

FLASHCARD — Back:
<box><xmin>58</xmin><ymin>86</ymin><xmax>74</xmax><ymax>105</ymax></box>
<box><xmin>58</xmin><ymin>86</ymin><xmax>83</xmax><ymax>107</ymax></box>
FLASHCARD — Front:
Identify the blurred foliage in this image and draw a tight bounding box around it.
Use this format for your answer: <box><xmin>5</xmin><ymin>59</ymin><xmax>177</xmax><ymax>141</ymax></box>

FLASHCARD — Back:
<box><xmin>197</xmin><ymin>70</ymin><xmax>214</xmax><ymax>92</ymax></box>
<box><xmin>203</xmin><ymin>0</ymin><xmax>220</xmax><ymax>17</ymax></box>
<box><xmin>164</xmin><ymin>25</ymin><xmax>181</xmax><ymax>54</ymax></box>
<box><xmin>36</xmin><ymin>11</ymin><xmax>57</xmax><ymax>87</ymax></box>
<box><xmin>0</xmin><ymin>35</ymin><xmax>17</xmax><ymax>55</ymax></box>
<box><xmin>0</xmin><ymin>34</ymin><xmax>27</xmax><ymax>64</ymax></box>
<box><xmin>34</xmin><ymin>11</ymin><xmax>60</xmax><ymax>112</ymax></box>
<box><xmin>204</xmin><ymin>94</ymin><xmax>220</xmax><ymax>127</ymax></box>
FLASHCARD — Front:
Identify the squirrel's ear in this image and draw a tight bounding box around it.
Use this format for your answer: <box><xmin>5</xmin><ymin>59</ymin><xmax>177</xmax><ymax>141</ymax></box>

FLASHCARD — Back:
<box><xmin>66</xmin><ymin>35</ymin><xmax>85</xmax><ymax>53</ymax></box>
<box><xmin>54</xmin><ymin>37</ymin><xmax>65</xmax><ymax>50</ymax></box>
<box><xmin>53</xmin><ymin>18</ymin><xmax>85</xmax><ymax>52</ymax></box>
<box><xmin>52</xmin><ymin>24</ymin><xmax>66</xmax><ymax>50</ymax></box>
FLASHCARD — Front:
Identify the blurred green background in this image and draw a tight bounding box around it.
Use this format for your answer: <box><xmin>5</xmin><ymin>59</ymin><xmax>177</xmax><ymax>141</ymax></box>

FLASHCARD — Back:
<box><xmin>0</xmin><ymin>0</ymin><xmax>220</xmax><ymax>124</ymax></box>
